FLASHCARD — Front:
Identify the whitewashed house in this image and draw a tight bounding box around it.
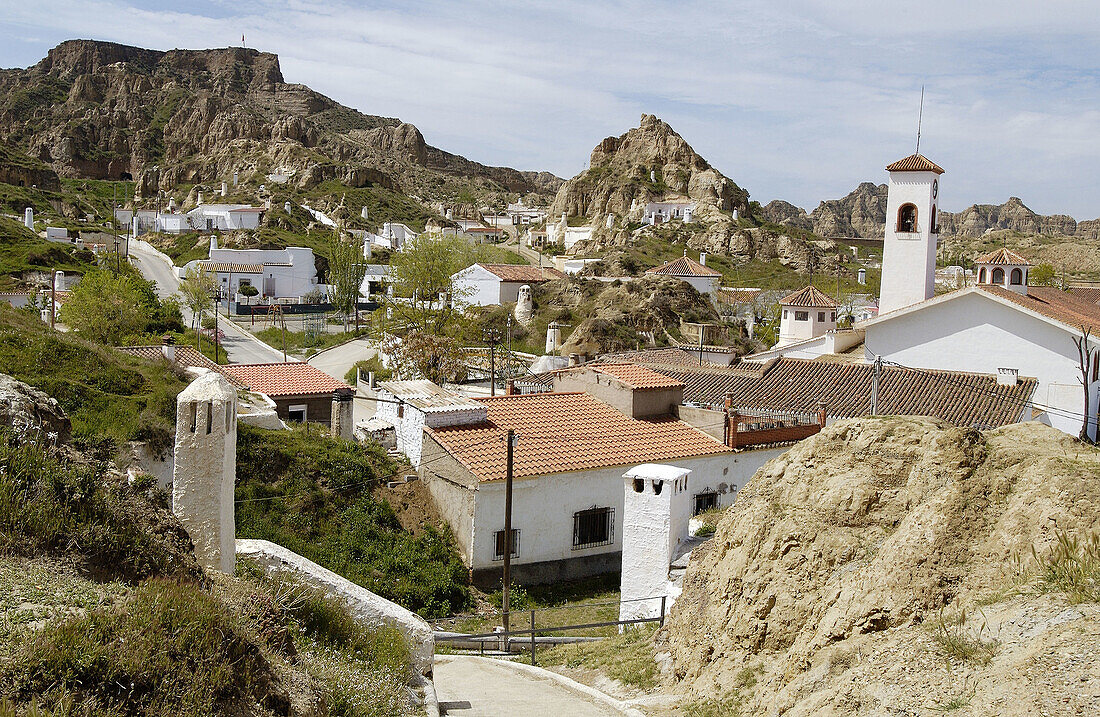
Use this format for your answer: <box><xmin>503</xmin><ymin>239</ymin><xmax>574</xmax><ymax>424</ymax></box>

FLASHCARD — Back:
<box><xmin>419</xmin><ymin>388</ymin><xmax>733</xmax><ymax>585</ymax></box>
<box><xmin>154</xmin><ymin>204</ymin><xmax>265</xmax><ymax>234</ymax></box>
<box><xmin>450</xmin><ymin>263</ymin><xmax>565</xmax><ymax>307</ymax></box>
<box><xmin>644</xmin><ymin>200</ymin><xmax>696</xmax><ymax>225</ymax></box>
<box><xmin>776</xmin><ymin>285</ymin><xmax>838</xmax><ymax>347</ymax></box>
<box><xmin>372</xmin><ymin>380</ymin><xmax>487</xmax><ymax>467</ymax></box>
<box><xmin>545</xmin><ymin>216</ymin><xmax>593</xmax><ymax>250</ymax></box>
<box><xmin>507</xmin><ymin>199</ymin><xmax>546</xmax><ymax>225</ymax></box>
<box><xmin>644</xmin><ymin>252</ymin><xmax>721</xmax><ymax>299</ymax></box>
<box><xmin>181</xmin><ymin>238</ymin><xmax>319</xmax><ymax>300</ymax></box>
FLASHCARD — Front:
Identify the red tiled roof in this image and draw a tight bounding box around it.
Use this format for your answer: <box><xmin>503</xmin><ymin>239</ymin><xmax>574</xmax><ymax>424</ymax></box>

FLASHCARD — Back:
<box><xmin>464</xmin><ymin>226</ymin><xmax>502</xmax><ymax>232</ymax></box>
<box><xmin>590</xmin><ymin>363</ymin><xmax>686</xmax><ymax>390</ymax></box>
<box><xmin>115</xmin><ymin>345</ymin><xmax>224</xmax><ymax>373</ymax></box>
<box><xmin>220</xmin><ymin>362</ymin><xmax>351</xmax><ymax>397</ymax></box>
<box><xmin>426</xmin><ymin>392</ymin><xmax>730</xmax><ymax>482</ymax></box>
<box><xmin>1068</xmin><ymin>286</ymin><xmax>1100</xmax><ymax>305</ymax></box>
<box><xmin>885</xmin><ymin>153</ymin><xmax>945</xmax><ymax>174</ymax></box>
<box><xmin>780</xmin><ymin>285</ymin><xmax>837</xmax><ymax>308</ymax></box>
<box><xmin>974</xmin><ymin>248</ymin><xmax>1030</xmax><ymax>266</ymax></box>
<box><xmin>645</xmin><ymin>254</ymin><xmax>721</xmax><ymax>278</ymax></box>
<box><xmin>640</xmin><ymin>358</ymin><xmax>1036</xmax><ymax>428</ymax></box>
<box><xmin>478</xmin><ymin>264</ymin><xmax>565</xmax><ymax>282</ymax></box>
<box><xmin>980</xmin><ymin>285</ymin><xmax>1100</xmax><ymax>333</ymax></box>
<box><xmin>200</xmin><ymin>262</ymin><xmax>265</xmax><ymax>273</ymax></box>
<box><xmin>599</xmin><ymin>347</ymin><xmax>723</xmax><ymax>367</ymax></box>
<box><xmin>718</xmin><ymin>288</ymin><xmax>762</xmax><ymax>305</ymax></box>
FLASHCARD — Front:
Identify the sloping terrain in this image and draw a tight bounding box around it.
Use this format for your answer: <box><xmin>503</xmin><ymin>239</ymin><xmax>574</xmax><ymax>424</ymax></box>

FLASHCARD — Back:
<box><xmin>666</xmin><ymin>417</ymin><xmax>1100</xmax><ymax>715</ymax></box>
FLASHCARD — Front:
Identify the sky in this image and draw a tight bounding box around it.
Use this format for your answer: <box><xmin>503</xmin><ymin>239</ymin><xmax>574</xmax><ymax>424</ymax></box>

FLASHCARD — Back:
<box><xmin>1</xmin><ymin>1</ymin><xmax>1099</xmax><ymax>218</ymax></box>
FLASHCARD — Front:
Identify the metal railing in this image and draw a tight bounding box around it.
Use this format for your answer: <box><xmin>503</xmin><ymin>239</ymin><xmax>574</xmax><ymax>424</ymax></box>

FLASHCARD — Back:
<box><xmin>433</xmin><ymin>595</ymin><xmax>667</xmax><ymax>666</ymax></box>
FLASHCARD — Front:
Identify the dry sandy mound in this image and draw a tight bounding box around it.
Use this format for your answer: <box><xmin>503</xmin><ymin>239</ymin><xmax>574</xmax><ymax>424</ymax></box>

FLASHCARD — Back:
<box><xmin>665</xmin><ymin>417</ymin><xmax>1100</xmax><ymax>716</ymax></box>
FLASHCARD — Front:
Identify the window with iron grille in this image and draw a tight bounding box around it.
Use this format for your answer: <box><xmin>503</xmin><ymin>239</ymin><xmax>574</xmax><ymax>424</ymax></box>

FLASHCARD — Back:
<box><xmin>572</xmin><ymin>507</ymin><xmax>614</xmax><ymax>549</ymax></box>
<box><xmin>694</xmin><ymin>492</ymin><xmax>719</xmax><ymax>515</ymax></box>
<box><xmin>794</xmin><ymin>311</ymin><xmax>809</xmax><ymax>321</ymax></box>
<box><xmin>493</xmin><ymin>529</ymin><xmax>519</xmax><ymax>561</ymax></box>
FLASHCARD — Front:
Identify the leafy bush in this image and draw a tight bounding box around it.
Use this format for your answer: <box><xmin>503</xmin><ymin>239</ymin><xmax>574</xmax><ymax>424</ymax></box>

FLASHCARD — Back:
<box><xmin>1</xmin><ymin>580</ymin><xmax>283</xmax><ymax>716</ymax></box>
<box><xmin>0</xmin><ymin>433</ymin><xmax>199</xmax><ymax>582</ymax></box>
<box><xmin>345</xmin><ymin>354</ymin><xmax>391</xmax><ymax>385</ymax></box>
<box><xmin>235</xmin><ymin>425</ymin><xmax>471</xmax><ymax>616</ymax></box>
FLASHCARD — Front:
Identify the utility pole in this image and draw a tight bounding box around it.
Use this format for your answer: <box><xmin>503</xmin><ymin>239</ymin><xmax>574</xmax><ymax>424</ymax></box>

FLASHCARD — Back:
<box><xmin>836</xmin><ymin>251</ymin><xmax>842</xmax><ymax>303</ymax></box>
<box><xmin>697</xmin><ymin>324</ymin><xmax>705</xmax><ymax>366</ymax></box>
<box><xmin>502</xmin><ymin>428</ymin><xmax>516</xmax><ymax>635</ymax></box>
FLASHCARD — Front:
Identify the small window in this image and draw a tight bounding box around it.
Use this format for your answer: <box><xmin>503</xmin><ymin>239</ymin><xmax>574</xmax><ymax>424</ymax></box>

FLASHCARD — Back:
<box><xmin>632</xmin><ymin>478</ymin><xmax>644</xmax><ymax>493</ymax></box>
<box><xmin>830</xmin><ymin>312</ymin><xmax>836</xmax><ymax>322</ymax></box>
<box><xmin>897</xmin><ymin>204</ymin><xmax>917</xmax><ymax>233</ymax></box>
<box><xmin>979</xmin><ymin>268</ymin><xmax>987</xmax><ymax>284</ymax></box>
<box><xmin>794</xmin><ymin>311</ymin><xmax>809</xmax><ymax>321</ymax></box>
<box><xmin>206</xmin><ymin>401</ymin><xmax>213</xmax><ymax>434</ymax></box>
<box><xmin>652</xmin><ymin>480</ymin><xmax>663</xmax><ymax>495</ymax></box>
<box><xmin>188</xmin><ymin>403</ymin><xmax>197</xmax><ymax>433</ymax></box>
<box><xmin>817</xmin><ymin>311</ymin><xmax>826</xmax><ymax>322</ymax></box>
<box><xmin>992</xmin><ymin>268</ymin><xmax>1005</xmax><ymax>284</ymax></box>
<box><xmin>573</xmin><ymin>507</ymin><xmax>614</xmax><ymax>549</ymax></box>
<box><xmin>1093</xmin><ymin>353</ymin><xmax>1099</xmax><ymax>382</ymax></box>
<box><xmin>783</xmin><ymin>309</ymin><xmax>788</xmax><ymax>318</ymax></box>
<box><xmin>493</xmin><ymin>529</ymin><xmax>520</xmax><ymax>561</ymax></box>
<box><xmin>225</xmin><ymin>402</ymin><xmax>233</xmax><ymax>432</ymax></box>
<box><xmin>287</xmin><ymin>405</ymin><xmax>307</xmax><ymax>423</ymax></box>
<box><xmin>694</xmin><ymin>492</ymin><xmax>719</xmax><ymax>515</ymax></box>
<box><xmin>1010</xmin><ymin>268</ymin><xmax>1023</xmax><ymax>285</ymax></box>
<box><xmin>930</xmin><ymin>205</ymin><xmax>938</xmax><ymax>233</ymax></box>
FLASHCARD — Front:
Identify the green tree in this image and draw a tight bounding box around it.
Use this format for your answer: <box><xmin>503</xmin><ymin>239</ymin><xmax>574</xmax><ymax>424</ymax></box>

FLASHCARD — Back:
<box><xmin>382</xmin><ymin>331</ymin><xmax>465</xmax><ymax>384</ymax></box>
<box><xmin>328</xmin><ymin>231</ymin><xmax>368</xmax><ymax>331</ymax></box>
<box><xmin>1030</xmin><ymin>263</ymin><xmax>1057</xmax><ymax>287</ymax></box>
<box><xmin>389</xmin><ymin>232</ymin><xmax>474</xmax><ymax>334</ymax></box>
<box><xmin>177</xmin><ymin>265</ymin><xmax>216</xmax><ymax>350</ymax></box>
<box><xmin>59</xmin><ymin>270</ymin><xmax>152</xmax><ymax>345</ymax></box>
<box><xmin>239</xmin><ymin>283</ymin><xmax>259</xmax><ymax>305</ymax></box>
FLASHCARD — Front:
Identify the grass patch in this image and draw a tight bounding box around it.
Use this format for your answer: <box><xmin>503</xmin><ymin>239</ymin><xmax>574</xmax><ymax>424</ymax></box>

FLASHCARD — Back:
<box><xmin>1029</xmin><ymin>530</ymin><xmax>1100</xmax><ymax>603</ymax></box>
<box><xmin>0</xmin><ymin>303</ymin><xmax>188</xmax><ymax>454</ymax></box>
<box><xmin>537</xmin><ymin>623</ymin><xmax>659</xmax><ymax>689</ymax></box>
<box><xmin>346</xmin><ymin>354</ymin><xmax>390</xmax><ymax>385</ymax></box>
<box><xmin>235</xmin><ymin>424</ymin><xmax>471</xmax><ymax>617</ymax></box>
<box><xmin>253</xmin><ymin>324</ymin><xmax>368</xmax><ymax>357</ymax></box>
<box><xmin>0</xmin><ymin>215</ymin><xmax>99</xmax><ymax>289</ymax></box>
<box><xmin>682</xmin><ymin>665</ymin><xmax>759</xmax><ymax>716</ymax></box>
<box><xmin>929</xmin><ymin>609</ymin><xmax>998</xmax><ymax>665</ymax></box>
<box><xmin>0</xmin><ymin>433</ymin><xmax>198</xmax><ymax>582</ymax></box>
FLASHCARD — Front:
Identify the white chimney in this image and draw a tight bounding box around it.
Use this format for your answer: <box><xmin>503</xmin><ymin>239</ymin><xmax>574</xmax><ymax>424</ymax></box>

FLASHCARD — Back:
<box><xmin>168</xmin><ymin>197</ymin><xmax>177</xmax><ymax>212</ymax></box>
<box><xmin>232</xmin><ymin>172</ymin><xmax>239</xmax><ymax>187</ymax></box>
<box><xmin>361</xmin><ymin>206</ymin><xmax>369</xmax><ymax>220</ymax></box>
<box><xmin>699</xmin><ymin>252</ymin><xmax>707</xmax><ymax>267</ymax></box>
<box><xmin>284</xmin><ymin>201</ymin><xmax>292</xmax><ymax>213</ymax></box>
<box><xmin>606</xmin><ymin>213</ymin><xmax>614</xmax><ymax>229</ymax></box>
<box><xmin>732</xmin><ymin>209</ymin><xmax>739</xmax><ymax>220</ymax></box>
<box><xmin>858</xmin><ymin>268</ymin><xmax>867</xmax><ymax>285</ymax></box>
<box><xmin>197</xmin><ymin>191</ymin><xmax>204</xmax><ymax>205</ymax></box>
<box><xmin>221</xmin><ymin>182</ymin><xmax>228</xmax><ymax>197</ymax></box>
<box><xmin>24</xmin><ymin>207</ymin><xmax>33</xmax><ymax>231</ymax></box>
<box><xmin>210</xmin><ymin>235</ymin><xmax>218</xmax><ymax>251</ymax></box>
<box><xmin>997</xmin><ymin>367</ymin><xmax>1019</xmax><ymax>386</ymax></box>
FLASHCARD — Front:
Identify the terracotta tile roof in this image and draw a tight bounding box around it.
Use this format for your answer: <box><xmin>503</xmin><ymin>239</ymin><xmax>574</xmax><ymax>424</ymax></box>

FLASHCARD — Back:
<box><xmin>975</xmin><ymin>248</ymin><xmax>1030</xmax><ymax>265</ymax></box>
<box><xmin>1068</xmin><ymin>287</ymin><xmax>1100</xmax><ymax>305</ymax></box>
<box><xmin>426</xmin><ymin>392</ymin><xmax>731</xmax><ymax>482</ymax></box>
<box><xmin>478</xmin><ymin>264</ymin><xmax>565</xmax><ymax>282</ymax></box>
<box><xmin>645</xmin><ymin>255</ymin><xmax>721</xmax><ymax>278</ymax></box>
<box><xmin>464</xmin><ymin>226</ymin><xmax>502</xmax><ymax>232</ymax></box>
<box><xmin>220</xmin><ymin>362</ymin><xmax>351</xmax><ymax>397</ymax></box>
<box><xmin>780</xmin><ymin>285</ymin><xmax>838</xmax><ymax>308</ymax></box>
<box><xmin>718</xmin><ymin>288</ymin><xmax>762</xmax><ymax>305</ymax></box>
<box><xmin>645</xmin><ymin>358</ymin><xmax>1036</xmax><ymax>428</ymax></box>
<box><xmin>199</xmin><ymin>262</ymin><xmax>265</xmax><ymax>273</ymax></box>
<box><xmin>980</xmin><ymin>285</ymin><xmax>1100</xmax><ymax>333</ymax></box>
<box><xmin>115</xmin><ymin>345</ymin><xmax>223</xmax><ymax>372</ymax></box>
<box><xmin>885</xmin><ymin>153</ymin><xmax>945</xmax><ymax>174</ymax></box>
<box><xmin>599</xmin><ymin>347</ymin><xmax>721</xmax><ymax>367</ymax></box>
<box><xmin>589</xmin><ymin>364</ymin><xmax>686</xmax><ymax>390</ymax></box>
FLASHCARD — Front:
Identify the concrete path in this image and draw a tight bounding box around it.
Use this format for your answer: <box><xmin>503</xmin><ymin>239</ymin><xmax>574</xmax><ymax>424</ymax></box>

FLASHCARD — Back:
<box><xmin>128</xmin><ymin>241</ymin><xmax>285</xmax><ymax>365</ymax></box>
<box><xmin>306</xmin><ymin>338</ymin><xmax>377</xmax><ymax>381</ymax></box>
<box><xmin>433</xmin><ymin>655</ymin><xmax>635</xmax><ymax>717</ymax></box>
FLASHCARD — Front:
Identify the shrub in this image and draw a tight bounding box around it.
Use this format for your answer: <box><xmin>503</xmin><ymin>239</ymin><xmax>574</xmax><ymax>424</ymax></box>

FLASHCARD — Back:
<box><xmin>929</xmin><ymin>609</ymin><xmax>998</xmax><ymax>665</ymax></box>
<box><xmin>1031</xmin><ymin>530</ymin><xmax>1100</xmax><ymax>603</ymax></box>
<box><xmin>345</xmin><ymin>355</ymin><xmax>391</xmax><ymax>385</ymax></box>
<box><xmin>1</xmin><ymin>580</ymin><xmax>283</xmax><ymax>716</ymax></box>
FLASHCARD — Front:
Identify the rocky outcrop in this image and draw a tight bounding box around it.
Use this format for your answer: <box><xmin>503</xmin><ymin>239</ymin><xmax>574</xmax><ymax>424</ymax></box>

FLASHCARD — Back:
<box><xmin>549</xmin><ymin>114</ymin><xmax>749</xmax><ymax>221</ymax></box>
<box><xmin>0</xmin><ymin>39</ymin><xmax>560</xmax><ymax>201</ymax></box>
<box><xmin>0</xmin><ymin>373</ymin><xmax>71</xmax><ymax>443</ymax></box>
<box><xmin>666</xmin><ymin>417</ymin><xmax>1100</xmax><ymax>715</ymax></box>
<box><xmin>939</xmin><ymin>196</ymin><xmax>1079</xmax><ymax>238</ymax></box>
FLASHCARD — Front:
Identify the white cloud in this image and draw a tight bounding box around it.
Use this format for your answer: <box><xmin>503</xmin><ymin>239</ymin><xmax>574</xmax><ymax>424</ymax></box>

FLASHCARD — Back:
<box><xmin>0</xmin><ymin>0</ymin><xmax>1098</xmax><ymax>217</ymax></box>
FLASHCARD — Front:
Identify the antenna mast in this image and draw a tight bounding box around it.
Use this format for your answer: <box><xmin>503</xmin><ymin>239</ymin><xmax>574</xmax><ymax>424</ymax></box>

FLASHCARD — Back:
<box><xmin>915</xmin><ymin>86</ymin><xmax>924</xmax><ymax>155</ymax></box>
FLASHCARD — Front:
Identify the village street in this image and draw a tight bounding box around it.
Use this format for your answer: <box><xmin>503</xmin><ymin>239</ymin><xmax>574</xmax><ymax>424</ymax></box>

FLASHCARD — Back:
<box><xmin>433</xmin><ymin>655</ymin><xmax>638</xmax><ymax>717</ymax></box>
<box><xmin>128</xmin><ymin>240</ymin><xmax>286</xmax><ymax>364</ymax></box>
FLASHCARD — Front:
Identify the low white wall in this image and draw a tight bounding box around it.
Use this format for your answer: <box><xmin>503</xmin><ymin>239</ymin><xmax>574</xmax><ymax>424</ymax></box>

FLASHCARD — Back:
<box><xmin>236</xmin><ymin>539</ymin><xmax>435</xmax><ymax>675</ymax></box>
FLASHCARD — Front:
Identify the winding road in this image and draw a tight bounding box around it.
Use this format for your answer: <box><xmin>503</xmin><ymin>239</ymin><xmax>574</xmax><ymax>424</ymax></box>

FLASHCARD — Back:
<box><xmin>128</xmin><ymin>240</ymin><xmax>286</xmax><ymax>364</ymax></box>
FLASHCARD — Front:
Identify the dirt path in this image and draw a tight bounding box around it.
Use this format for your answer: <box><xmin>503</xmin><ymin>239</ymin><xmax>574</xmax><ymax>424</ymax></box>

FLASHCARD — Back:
<box><xmin>433</xmin><ymin>655</ymin><xmax>635</xmax><ymax>717</ymax></box>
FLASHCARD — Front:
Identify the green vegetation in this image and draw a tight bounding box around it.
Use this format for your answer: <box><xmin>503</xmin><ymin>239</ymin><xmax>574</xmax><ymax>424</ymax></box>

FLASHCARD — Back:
<box><xmin>345</xmin><ymin>355</ymin><xmax>391</xmax><ymax>385</ymax></box>
<box><xmin>61</xmin><ymin>267</ymin><xmax>182</xmax><ymax>345</ymax></box>
<box><xmin>235</xmin><ymin>424</ymin><xmax>471</xmax><ymax>617</ymax></box>
<box><xmin>682</xmin><ymin>666</ymin><xmax>760</xmax><ymax>716</ymax></box>
<box><xmin>0</xmin><ymin>216</ymin><xmax>98</xmax><ymax>289</ymax></box>
<box><xmin>929</xmin><ymin>609</ymin><xmax>999</xmax><ymax>665</ymax></box>
<box><xmin>0</xmin><ymin>303</ymin><xmax>187</xmax><ymax>454</ymax></box>
<box><xmin>0</xmin><ymin>433</ymin><xmax>197</xmax><ymax>582</ymax></box>
<box><xmin>1029</xmin><ymin>530</ymin><xmax>1100</xmax><ymax>603</ymax></box>
<box><xmin>538</xmin><ymin>623</ymin><xmax>659</xmax><ymax>688</ymax></box>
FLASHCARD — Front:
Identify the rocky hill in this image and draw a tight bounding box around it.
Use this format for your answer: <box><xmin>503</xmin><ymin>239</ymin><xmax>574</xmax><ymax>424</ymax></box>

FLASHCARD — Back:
<box><xmin>763</xmin><ymin>183</ymin><xmax>1100</xmax><ymax>241</ymax></box>
<box><xmin>665</xmin><ymin>417</ymin><xmax>1100</xmax><ymax>715</ymax></box>
<box><xmin>0</xmin><ymin>40</ymin><xmax>561</xmax><ymax>202</ymax></box>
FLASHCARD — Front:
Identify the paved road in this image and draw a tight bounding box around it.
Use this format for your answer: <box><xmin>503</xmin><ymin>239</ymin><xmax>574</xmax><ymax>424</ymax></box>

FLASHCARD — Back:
<box><xmin>433</xmin><ymin>656</ymin><xmax>631</xmax><ymax>717</ymax></box>
<box><xmin>306</xmin><ymin>338</ymin><xmax>377</xmax><ymax>381</ymax></box>
<box><xmin>128</xmin><ymin>241</ymin><xmax>285</xmax><ymax>364</ymax></box>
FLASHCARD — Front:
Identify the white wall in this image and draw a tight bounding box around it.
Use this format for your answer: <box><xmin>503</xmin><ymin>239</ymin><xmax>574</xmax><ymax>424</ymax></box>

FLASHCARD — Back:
<box><xmin>778</xmin><ymin>305</ymin><xmax>837</xmax><ymax>346</ymax></box>
<box><xmin>866</xmin><ymin>291</ymin><xmax>1097</xmax><ymax>438</ymax></box>
<box><xmin>452</xmin><ymin>264</ymin><xmax>502</xmax><ymax>307</ymax></box>
<box><xmin>196</xmin><ymin>246</ymin><xmax>318</xmax><ymax>299</ymax></box>
<box><xmin>879</xmin><ymin>170</ymin><xmax>938</xmax><ymax>314</ymax></box>
<box><xmin>466</xmin><ymin>453</ymin><xmax>732</xmax><ymax>572</ymax></box>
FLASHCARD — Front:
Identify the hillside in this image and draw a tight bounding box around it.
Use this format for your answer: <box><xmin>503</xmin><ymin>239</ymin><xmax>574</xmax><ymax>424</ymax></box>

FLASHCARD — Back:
<box><xmin>665</xmin><ymin>417</ymin><xmax>1100</xmax><ymax>715</ymax></box>
<box><xmin>763</xmin><ymin>183</ymin><xmax>1100</xmax><ymax>242</ymax></box>
<box><xmin>0</xmin><ymin>40</ymin><xmax>561</xmax><ymax>208</ymax></box>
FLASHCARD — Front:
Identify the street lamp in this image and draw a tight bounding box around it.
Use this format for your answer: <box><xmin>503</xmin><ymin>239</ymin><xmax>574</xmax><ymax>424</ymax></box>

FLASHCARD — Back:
<box><xmin>210</xmin><ymin>286</ymin><xmax>224</xmax><ymax>364</ymax></box>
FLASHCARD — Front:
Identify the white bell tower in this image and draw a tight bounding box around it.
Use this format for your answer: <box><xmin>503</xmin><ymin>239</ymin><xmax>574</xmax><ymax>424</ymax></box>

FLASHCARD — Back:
<box><xmin>878</xmin><ymin>153</ymin><xmax>944</xmax><ymax>315</ymax></box>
